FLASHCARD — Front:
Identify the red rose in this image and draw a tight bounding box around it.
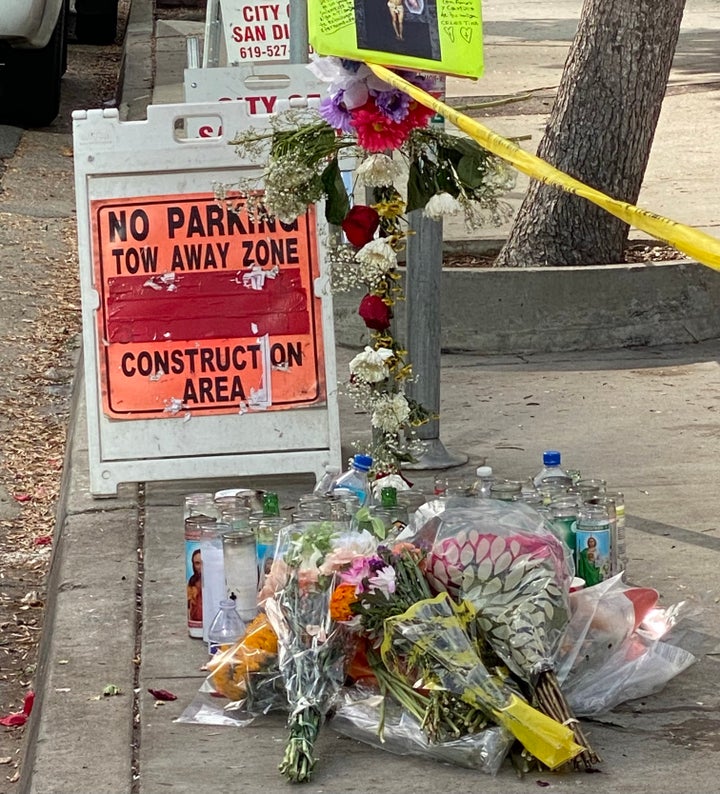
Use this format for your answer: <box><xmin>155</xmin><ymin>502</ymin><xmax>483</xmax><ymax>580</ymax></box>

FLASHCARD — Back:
<box><xmin>358</xmin><ymin>293</ymin><xmax>391</xmax><ymax>331</ymax></box>
<box><xmin>342</xmin><ymin>205</ymin><xmax>380</xmax><ymax>248</ymax></box>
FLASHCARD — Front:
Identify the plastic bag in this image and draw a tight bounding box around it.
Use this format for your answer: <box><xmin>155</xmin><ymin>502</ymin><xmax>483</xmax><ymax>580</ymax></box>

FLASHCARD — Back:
<box><xmin>554</xmin><ymin>574</ymin><xmax>696</xmax><ymax>716</ymax></box>
<box><xmin>175</xmin><ymin>612</ymin><xmax>287</xmax><ymax>727</ymax></box>
<box><xmin>331</xmin><ymin>685</ymin><xmax>514</xmax><ymax>775</ymax></box>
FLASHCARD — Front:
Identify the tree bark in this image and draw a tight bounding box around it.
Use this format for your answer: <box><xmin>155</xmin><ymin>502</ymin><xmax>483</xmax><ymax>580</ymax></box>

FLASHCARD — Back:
<box><xmin>495</xmin><ymin>0</ymin><xmax>686</xmax><ymax>267</ymax></box>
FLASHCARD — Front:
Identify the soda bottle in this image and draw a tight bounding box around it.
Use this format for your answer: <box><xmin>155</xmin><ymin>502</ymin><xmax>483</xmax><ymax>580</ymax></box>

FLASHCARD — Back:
<box><xmin>262</xmin><ymin>491</ymin><xmax>280</xmax><ymax>516</ymax></box>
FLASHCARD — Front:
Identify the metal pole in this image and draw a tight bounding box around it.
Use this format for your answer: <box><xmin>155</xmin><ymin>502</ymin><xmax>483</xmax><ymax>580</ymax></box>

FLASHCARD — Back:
<box><xmin>402</xmin><ymin>211</ymin><xmax>468</xmax><ymax>470</ymax></box>
<box><xmin>289</xmin><ymin>0</ymin><xmax>310</xmax><ymax>64</ymax></box>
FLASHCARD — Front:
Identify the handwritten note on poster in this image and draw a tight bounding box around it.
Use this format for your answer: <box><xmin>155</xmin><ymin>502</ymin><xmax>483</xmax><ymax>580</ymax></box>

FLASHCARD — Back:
<box><xmin>309</xmin><ymin>0</ymin><xmax>483</xmax><ymax>78</ymax></box>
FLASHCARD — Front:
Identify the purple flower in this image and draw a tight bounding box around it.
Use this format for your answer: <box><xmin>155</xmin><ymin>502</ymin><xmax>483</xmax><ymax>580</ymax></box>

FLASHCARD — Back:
<box><xmin>399</xmin><ymin>71</ymin><xmax>438</xmax><ymax>92</ymax></box>
<box><xmin>367</xmin><ymin>556</ymin><xmax>386</xmax><ymax>573</ymax></box>
<box><xmin>319</xmin><ymin>92</ymin><xmax>353</xmax><ymax>132</ymax></box>
<box><xmin>372</xmin><ymin>89</ymin><xmax>411</xmax><ymax>123</ymax></box>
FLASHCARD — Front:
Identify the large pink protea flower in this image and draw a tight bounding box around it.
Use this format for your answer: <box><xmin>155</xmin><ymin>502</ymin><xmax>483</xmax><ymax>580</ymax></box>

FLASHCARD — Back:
<box><xmin>426</xmin><ymin>527</ymin><xmax>571</xmax><ymax>681</ymax></box>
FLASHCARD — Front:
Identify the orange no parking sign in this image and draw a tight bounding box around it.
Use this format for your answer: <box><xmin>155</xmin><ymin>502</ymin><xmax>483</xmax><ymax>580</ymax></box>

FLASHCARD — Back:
<box><xmin>91</xmin><ymin>192</ymin><xmax>326</xmax><ymax>419</ymax></box>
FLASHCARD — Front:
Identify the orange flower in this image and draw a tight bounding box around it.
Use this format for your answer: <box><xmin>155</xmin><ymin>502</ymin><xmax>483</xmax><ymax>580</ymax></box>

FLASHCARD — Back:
<box><xmin>242</xmin><ymin>612</ymin><xmax>278</xmax><ymax>654</ymax></box>
<box><xmin>330</xmin><ymin>583</ymin><xmax>358</xmax><ymax>622</ymax></box>
<box><xmin>206</xmin><ymin>613</ymin><xmax>279</xmax><ymax>701</ymax></box>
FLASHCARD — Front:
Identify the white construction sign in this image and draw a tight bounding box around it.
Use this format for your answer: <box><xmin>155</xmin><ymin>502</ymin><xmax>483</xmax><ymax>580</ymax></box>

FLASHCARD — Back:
<box><xmin>73</xmin><ymin>102</ymin><xmax>341</xmax><ymax>495</ymax></box>
<box><xmin>184</xmin><ymin>63</ymin><xmax>323</xmax><ymax>138</ymax></box>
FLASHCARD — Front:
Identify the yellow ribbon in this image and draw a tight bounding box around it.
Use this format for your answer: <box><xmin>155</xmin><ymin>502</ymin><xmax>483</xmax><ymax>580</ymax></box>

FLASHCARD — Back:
<box><xmin>367</xmin><ymin>62</ymin><xmax>720</xmax><ymax>272</ymax></box>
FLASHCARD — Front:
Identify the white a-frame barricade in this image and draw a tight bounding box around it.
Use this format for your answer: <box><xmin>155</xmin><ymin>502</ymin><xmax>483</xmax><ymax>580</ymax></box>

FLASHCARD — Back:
<box><xmin>73</xmin><ymin>102</ymin><xmax>341</xmax><ymax>496</ymax></box>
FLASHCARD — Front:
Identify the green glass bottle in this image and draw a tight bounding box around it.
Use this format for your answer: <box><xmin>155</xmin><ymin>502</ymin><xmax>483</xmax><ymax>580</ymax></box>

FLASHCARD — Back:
<box><xmin>262</xmin><ymin>491</ymin><xmax>280</xmax><ymax>517</ymax></box>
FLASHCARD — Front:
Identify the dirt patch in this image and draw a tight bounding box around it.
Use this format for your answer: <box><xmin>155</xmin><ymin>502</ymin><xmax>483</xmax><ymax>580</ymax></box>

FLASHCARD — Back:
<box><xmin>443</xmin><ymin>241</ymin><xmax>691</xmax><ymax>268</ymax></box>
<box><xmin>0</xmin><ymin>8</ymin><xmax>128</xmax><ymax>789</ymax></box>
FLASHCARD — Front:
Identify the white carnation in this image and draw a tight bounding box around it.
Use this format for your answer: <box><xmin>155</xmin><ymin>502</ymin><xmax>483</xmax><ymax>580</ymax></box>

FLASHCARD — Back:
<box><xmin>355</xmin><ymin>154</ymin><xmax>404</xmax><ymax>188</ymax></box>
<box><xmin>356</xmin><ymin>238</ymin><xmax>397</xmax><ymax>270</ymax></box>
<box><xmin>349</xmin><ymin>346</ymin><xmax>394</xmax><ymax>383</ymax></box>
<box><xmin>372</xmin><ymin>392</ymin><xmax>411</xmax><ymax>434</ymax></box>
<box><xmin>424</xmin><ymin>192</ymin><xmax>462</xmax><ymax>221</ymax></box>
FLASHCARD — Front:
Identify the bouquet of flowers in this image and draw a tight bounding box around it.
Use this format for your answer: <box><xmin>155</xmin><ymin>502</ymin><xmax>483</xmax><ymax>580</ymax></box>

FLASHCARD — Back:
<box><xmin>204</xmin><ymin>612</ymin><xmax>280</xmax><ymax>705</ymax></box>
<box><xmin>226</xmin><ymin>55</ymin><xmax>515</xmax><ymax>476</ymax></box>
<box><xmin>419</xmin><ymin>499</ymin><xmax>601</xmax><ymax>768</ymax></box>
<box><xmin>331</xmin><ymin>541</ymin><xmax>583</xmax><ymax>770</ymax></box>
<box><xmin>263</xmin><ymin>521</ymin><xmax>377</xmax><ymax>782</ymax></box>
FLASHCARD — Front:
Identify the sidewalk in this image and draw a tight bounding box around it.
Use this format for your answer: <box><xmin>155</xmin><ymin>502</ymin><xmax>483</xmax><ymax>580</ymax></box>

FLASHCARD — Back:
<box><xmin>19</xmin><ymin>2</ymin><xmax>720</xmax><ymax>792</ymax></box>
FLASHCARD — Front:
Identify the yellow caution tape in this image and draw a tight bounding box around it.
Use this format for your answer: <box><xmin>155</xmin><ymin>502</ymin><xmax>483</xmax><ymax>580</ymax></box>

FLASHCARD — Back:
<box><xmin>368</xmin><ymin>62</ymin><xmax>720</xmax><ymax>272</ymax></box>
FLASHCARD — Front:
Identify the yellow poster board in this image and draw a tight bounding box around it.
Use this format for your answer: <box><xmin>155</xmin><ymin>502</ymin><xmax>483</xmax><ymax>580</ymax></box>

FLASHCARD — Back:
<box><xmin>308</xmin><ymin>0</ymin><xmax>483</xmax><ymax>78</ymax></box>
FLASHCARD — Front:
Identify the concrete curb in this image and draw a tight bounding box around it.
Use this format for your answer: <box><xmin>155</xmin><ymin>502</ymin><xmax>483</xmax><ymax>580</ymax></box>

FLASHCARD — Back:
<box><xmin>20</xmin><ymin>366</ymin><xmax>140</xmax><ymax>794</ymax></box>
<box><xmin>333</xmin><ymin>259</ymin><xmax>720</xmax><ymax>354</ymax></box>
<box><xmin>118</xmin><ymin>0</ymin><xmax>154</xmax><ymax>122</ymax></box>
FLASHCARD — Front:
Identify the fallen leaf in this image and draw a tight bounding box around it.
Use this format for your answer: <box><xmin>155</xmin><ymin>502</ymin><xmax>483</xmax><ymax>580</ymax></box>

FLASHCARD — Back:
<box><xmin>148</xmin><ymin>688</ymin><xmax>177</xmax><ymax>701</ymax></box>
<box><xmin>0</xmin><ymin>757</ymin><xmax>12</xmax><ymax>765</ymax></box>
<box><xmin>102</xmin><ymin>684</ymin><xmax>122</xmax><ymax>697</ymax></box>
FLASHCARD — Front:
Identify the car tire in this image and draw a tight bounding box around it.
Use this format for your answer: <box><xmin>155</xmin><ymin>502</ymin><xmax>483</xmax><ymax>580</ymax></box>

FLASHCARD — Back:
<box><xmin>75</xmin><ymin>0</ymin><xmax>119</xmax><ymax>45</ymax></box>
<box><xmin>0</xmin><ymin>3</ymin><xmax>66</xmax><ymax>127</ymax></box>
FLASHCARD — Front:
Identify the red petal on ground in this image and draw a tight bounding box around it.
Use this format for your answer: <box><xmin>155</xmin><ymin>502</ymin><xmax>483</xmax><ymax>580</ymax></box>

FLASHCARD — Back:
<box><xmin>22</xmin><ymin>691</ymin><xmax>35</xmax><ymax>715</ymax></box>
<box><xmin>0</xmin><ymin>692</ymin><xmax>33</xmax><ymax>726</ymax></box>
<box><xmin>147</xmin><ymin>688</ymin><xmax>177</xmax><ymax>701</ymax></box>
<box><xmin>13</xmin><ymin>493</ymin><xmax>31</xmax><ymax>503</ymax></box>
<box><xmin>33</xmin><ymin>536</ymin><xmax>53</xmax><ymax>546</ymax></box>
<box><xmin>0</xmin><ymin>713</ymin><xmax>27</xmax><ymax>727</ymax></box>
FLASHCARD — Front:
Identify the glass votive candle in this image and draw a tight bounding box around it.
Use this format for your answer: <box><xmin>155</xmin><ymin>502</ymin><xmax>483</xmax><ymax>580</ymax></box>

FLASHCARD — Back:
<box><xmin>222</xmin><ymin>530</ymin><xmax>258</xmax><ymax>623</ymax></box>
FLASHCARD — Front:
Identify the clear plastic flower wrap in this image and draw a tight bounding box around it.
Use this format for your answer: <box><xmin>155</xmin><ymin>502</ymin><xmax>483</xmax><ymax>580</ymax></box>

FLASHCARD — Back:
<box><xmin>408</xmin><ymin>499</ymin><xmax>601</xmax><ymax>768</ymax></box>
<box><xmin>331</xmin><ymin>684</ymin><xmax>514</xmax><ymax>775</ymax></box>
<box><xmin>266</xmin><ymin>572</ymin><xmax>350</xmax><ymax>783</ymax></box>
<box><xmin>175</xmin><ymin>612</ymin><xmax>286</xmax><ymax>727</ymax></box>
<box><xmin>263</xmin><ymin>520</ymin><xmax>368</xmax><ymax>783</ymax></box>
<box><xmin>379</xmin><ymin>591</ymin><xmax>583</xmax><ymax>770</ymax></box>
<box><xmin>412</xmin><ymin>499</ymin><xmax>574</xmax><ymax>680</ymax></box>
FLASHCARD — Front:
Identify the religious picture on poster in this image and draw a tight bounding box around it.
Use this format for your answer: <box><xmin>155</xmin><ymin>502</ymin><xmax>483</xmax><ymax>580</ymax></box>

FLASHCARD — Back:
<box><xmin>354</xmin><ymin>0</ymin><xmax>441</xmax><ymax>61</ymax></box>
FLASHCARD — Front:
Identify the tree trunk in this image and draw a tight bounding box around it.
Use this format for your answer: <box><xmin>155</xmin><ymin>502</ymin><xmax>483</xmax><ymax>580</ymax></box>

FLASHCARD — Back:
<box><xmin>495</xmin><ymin>0</ymin><xmax>686</xmax><ymax>267</ymax></box>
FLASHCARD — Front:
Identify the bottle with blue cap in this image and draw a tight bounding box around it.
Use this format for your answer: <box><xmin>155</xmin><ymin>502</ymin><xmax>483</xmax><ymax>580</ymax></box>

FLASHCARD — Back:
<box><xmin>533</xmin><ymin>450</ymin><xmax>573</xmax><ymax>488</ymax></box>
<box><xmin>332</xmin><ymin>454</ymin><xmax>373</xmax><ymax>506</ymax></box>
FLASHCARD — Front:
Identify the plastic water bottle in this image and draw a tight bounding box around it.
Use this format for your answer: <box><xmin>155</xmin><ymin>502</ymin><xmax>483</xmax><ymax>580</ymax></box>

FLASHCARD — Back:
<box><xmin>473</xmin><ymin>465</ymin><xmax>495</xmax><ymax>497</ymax></box>
<box><xmin>207</xmin><ymin>598</ymin><xmax>246</xmax><ymax>655</ymax></box>
<box><xmin>533</xmin><ymin>450</ymin><xmax>572</xmax><ymax>488</ymax></box>
<box><xmin>313</xmin><ymin>465</ymin><xmax>341</xmax><ymax>497</ymax></box>
<box><xmin>332</xmin><ymin>454</ymin><xmax>373</xmax><ymax>506</ymax></box>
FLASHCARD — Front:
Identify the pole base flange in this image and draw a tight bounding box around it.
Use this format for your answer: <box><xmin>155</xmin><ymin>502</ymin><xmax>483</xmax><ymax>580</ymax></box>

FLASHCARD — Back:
<box><xmin>403</xmin><ymin>438</ymin><xmax>469</xmax><ymax>471</ymax></box>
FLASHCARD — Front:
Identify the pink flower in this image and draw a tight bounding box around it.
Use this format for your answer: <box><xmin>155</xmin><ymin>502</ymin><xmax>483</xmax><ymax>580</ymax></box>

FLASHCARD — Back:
<box><xmin>368</xmin><ymin>565</ymin><xmax>396</xmax><ymax>596</ymax></box>
<box><xmin>350</xmin><ymin>102</ymin><xmax>410</xmax><ymax>152</ymax></box>
<box><xmin>258</xmin><ymin>557</ymin><xmax>289</xmax><ymax>603</ymax></box>
<box><xmin>298</xmin><ymin>567</ymin><xmax>320</xmax><ymax>592</ymax></box>
<box><xmin>341</xmin><ymin>555</ymin><xmax>384</xmax><ymax>591</ymax></box>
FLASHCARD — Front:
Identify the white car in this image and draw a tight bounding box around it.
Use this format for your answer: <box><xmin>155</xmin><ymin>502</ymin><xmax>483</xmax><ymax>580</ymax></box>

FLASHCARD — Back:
<box><xmin>0</xmin><ymin>0</ymin><xmax>118</xmax><ymax>127</ymax></box>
